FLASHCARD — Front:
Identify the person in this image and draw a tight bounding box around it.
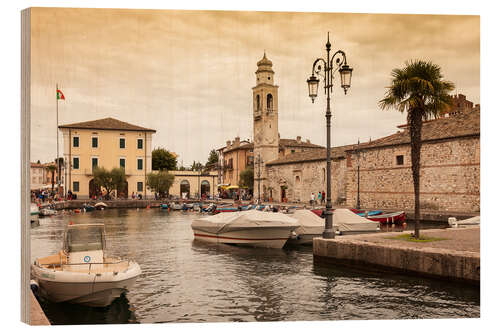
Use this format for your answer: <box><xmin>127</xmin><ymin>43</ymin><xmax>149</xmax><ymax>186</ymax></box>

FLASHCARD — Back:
<box><xmin>318</xmin><ymin>191</ymin><xmax>322</xmax><ymax>204</ymax></box>
<box><xmin>310</xmin><ymin>192</ymin><xmax>315</xmax><ymax>205</ymax></box>
<box><xmin>131</xmin><ymin>192</ymin><xmax>136</xmax><ymax>199</ymax></box>
<box><xmin>322</xmin><ymin>191</ymin><xmax>326</xmax><ymax>204</ymax></box>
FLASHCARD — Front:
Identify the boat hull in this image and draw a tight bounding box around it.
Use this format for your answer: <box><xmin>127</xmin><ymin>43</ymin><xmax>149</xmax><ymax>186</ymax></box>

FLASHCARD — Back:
<box><xmin>31</xmin><ymin>262</ymin><xmax>141</xmax><ymax>307</ymax></box>
<box><xmin>192</xmin><ymin>227</ymin><xmax>294</xmax><ymax>249</ymax></box>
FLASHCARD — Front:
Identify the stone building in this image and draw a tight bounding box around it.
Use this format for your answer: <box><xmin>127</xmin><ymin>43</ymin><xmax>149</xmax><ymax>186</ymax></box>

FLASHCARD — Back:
<box><xmin>345</xmin><ymin>107</ymin><xmax>480</xmax><ymax>213</ymax></box>
<box><xmin>168</xmin><ymin>170</ymin><xmax>218</xmax><ymax>199</ymax></box>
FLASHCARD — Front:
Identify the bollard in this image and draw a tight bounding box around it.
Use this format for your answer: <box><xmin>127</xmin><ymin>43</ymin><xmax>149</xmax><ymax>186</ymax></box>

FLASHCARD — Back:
<box><xmin>448</xmin><ymin>217</ymin><xmax>457</xmax><ymax>228</ymax></box>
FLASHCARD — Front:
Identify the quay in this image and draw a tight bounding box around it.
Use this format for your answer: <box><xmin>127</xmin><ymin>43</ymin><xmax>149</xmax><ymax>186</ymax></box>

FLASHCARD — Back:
<box><xmin>313</xmin><ymin>226</ymin><xmax>480</xmax><ymax>285</ymax></box>
<box><xmin>30</xmin><ymin>290</ymin><xmax>50</xmax><ymax>325</ymax></box>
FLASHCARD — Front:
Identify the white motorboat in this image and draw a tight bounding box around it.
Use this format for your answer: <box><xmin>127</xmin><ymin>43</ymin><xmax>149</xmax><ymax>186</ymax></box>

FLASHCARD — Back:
<box><xmin>94</xmin><ymin>202</ymin><xmax>108</xmax><ymax>210</ymax></box>
<box><xmin>30</xmin><ymin>203</ymin><xmax>40</xmax><ymax>223</ymax></box>
<box><xmin>191</xmin><ymin>210</ymin><xmax>299</xmax><ymax>248</ymax></box>
<box><xmin>448</xmin><ymin>215</ymin><xmax>480</xmax><ymax>228</ymax></box>
<box><xmin>332</xmin><ymin>209</ymin><xmax>380</xmax><ymax>235</ymax></box>
<box><xmin>31</xmin><ymin>223</ymin><xmax>141</xmax><ymax>307</ymax></box>
<box><xmin>170</xmin><ymin>202</ymin><xmax>182</xmax><ymax>210</ymax></box>
<box><xmin>287</xmin><ymin>209</ymin><xmax>325</xmax><ymax>245</ymax></box>
<box><xmin>39</xmin><ymin>207</ymin><xmax>57</xmax><ymax>217</ymax></box>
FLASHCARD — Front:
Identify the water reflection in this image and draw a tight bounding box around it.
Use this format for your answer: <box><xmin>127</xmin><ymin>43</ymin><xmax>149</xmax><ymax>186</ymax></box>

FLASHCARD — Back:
<box><xmin>31</xmin><ymin>209</ymin><xmax>479</xmax><ymax>324</ymax></box>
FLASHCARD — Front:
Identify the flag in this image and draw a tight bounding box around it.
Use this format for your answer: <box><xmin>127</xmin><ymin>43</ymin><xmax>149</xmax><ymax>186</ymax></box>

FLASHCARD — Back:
<box><xmin>57</xmin><ymin>89</ymin><xmax>65</xmax><ymax>100</ymax></box>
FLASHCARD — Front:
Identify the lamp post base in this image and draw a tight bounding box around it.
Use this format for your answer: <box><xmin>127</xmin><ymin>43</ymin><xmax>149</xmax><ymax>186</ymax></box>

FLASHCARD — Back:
<box><xmin>322</xmin><ymin>229</ymin><xmax>335</xmax><ymax>239</ymax></box>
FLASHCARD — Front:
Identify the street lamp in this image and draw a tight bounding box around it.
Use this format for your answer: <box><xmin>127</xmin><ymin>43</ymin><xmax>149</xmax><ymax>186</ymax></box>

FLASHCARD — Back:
<box><xmin>356</xmin><ymin>138</ymin><xmax>361</xmax><ymax>210</ymax></box>
<box><xmin>307</xmin><ymin>32</ymin><xmax>353</xmax><ymax>239</ymax></box>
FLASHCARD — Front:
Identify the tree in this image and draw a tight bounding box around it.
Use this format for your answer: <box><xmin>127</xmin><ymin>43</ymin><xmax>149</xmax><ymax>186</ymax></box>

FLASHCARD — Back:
<box><xmin>239</xmin><ymin>166</ymin><xmax>254</xmax><ymax>190</ymax></box>
<box><xmin>152</xmin><ymin>148</ymin><xmax>177</xmax><ymax>171</ymax></box>
<box><xmin>146</xmin><ymin>171</ymin><xmax>175</xmax><ymax>198</ymax></box>
<box><xmin>92</xmin><ymin>167</ymin><xmax>114</xmax><ymax>199</ymax></box>
<box><xmin>379</xmin><ymin>60</ymin><xmax>454</xmax><ymax>238</ymax></box>
<box><xmin>110</xmin><ymin>167</ymin><xmax>128</xmax><ymax>197</ymax></box>
<box><xmin>205</xmin><ymin>149</ymin><xmax>219</xmax><ymax>169</ymax></box>
<box><xmin>46</xmin><ymin>164</ymin><xmax>56</xmax><ymax>192</ymax></box>
<box><xmin>191</xmin><ymin>161</ymin><xmax>204</xmax><ymax>171</ymax></box>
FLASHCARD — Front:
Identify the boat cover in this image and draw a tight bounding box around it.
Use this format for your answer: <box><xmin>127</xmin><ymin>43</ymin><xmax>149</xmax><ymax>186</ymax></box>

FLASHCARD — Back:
<box><xmin>455</xmin><ymin>215</ymin><xmax>480</xmax><ymax>226</ymax></box>
<box><xmin>192</xmin><ymin>210</ymin><xmax>299</xmax><ymax>234</ymax></box>
<box><xmin>291</xmin><ymin>210</ymin><xmax>325</xmax><ymax>235</ymax></box>
<box><xmin>333</xmin><ymin>209</ymin><xmax>380</xmax><ymax>232</ymax></box>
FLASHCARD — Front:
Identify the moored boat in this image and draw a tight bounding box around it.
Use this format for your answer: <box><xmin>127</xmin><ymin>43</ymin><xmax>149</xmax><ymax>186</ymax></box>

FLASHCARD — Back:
<box><xmin>31</xmin><ymin>223</ymin><xmax>141</xmax><ymax>307</ymax></box>
<box><xmin>39</xmin><ymin>207</ymin><xmax>57</xmax><ymax>217</ymax></box>
<box><xmin>30</xmin><ymin>203</ymin><xmax>40</xmax><ymax>223</ymax></box>
<box><xmin>333</xmin><ymin>209</ymin><xmax>381</xmax><ymax>235</ymax></box>
<box><xmin>94</xmin><ymin>202</ymin><xmax>108</xmax><ymax>210</ymax></box>
<box><xmin>287</xmin><ymin>210</ymin><xmax>325</xmax><ymax>245</ymax></box>
<box><xmin>366</xmin><ymin>211</ymin><xmax>406</xmax><ymax>224</ymax></box>
<box><xmin>191</xmin><ymin>210</ymin><xmax>299</xmax><ymax>248</ymax></box>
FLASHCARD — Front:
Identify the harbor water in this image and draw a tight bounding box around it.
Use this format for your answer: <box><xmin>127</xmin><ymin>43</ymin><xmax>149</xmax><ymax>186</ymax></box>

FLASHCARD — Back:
<box><xmin>31</xmin><ymin>208</ymin><xmax>479</xmax><ymax>324</ymax></box>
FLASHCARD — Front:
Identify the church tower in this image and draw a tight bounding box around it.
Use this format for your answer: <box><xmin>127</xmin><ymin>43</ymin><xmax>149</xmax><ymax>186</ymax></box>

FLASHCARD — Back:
<box><xmin>253</xmin><ymin>53</ymin><xmax>279</xmax><ymax>200</ymax></box>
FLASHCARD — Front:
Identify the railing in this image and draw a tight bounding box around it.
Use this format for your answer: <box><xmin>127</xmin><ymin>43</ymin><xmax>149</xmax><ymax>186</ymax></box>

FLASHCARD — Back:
<box><xmin>47</xmin><ymin>259</ymin><xmax>130</xmax><ymax>273</ymax></box>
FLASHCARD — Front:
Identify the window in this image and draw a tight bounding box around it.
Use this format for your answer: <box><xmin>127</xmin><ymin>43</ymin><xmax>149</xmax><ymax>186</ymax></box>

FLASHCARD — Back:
<box><xmin>72</xmin><ymin>157</ymin><xmax>79</xmax><ymax>169</ymax></box>
<box><xmin>92</xmin><ymin>137</ymin><xmax>98</xmax><ymax>148</ymax></box>
<box><xmin>120</xmin><ymin>138</ymin><xmax>126</xmax><ymax>149</ymax></box>
<box><xmin>92</xmin><ymin>157</ymin><xmax>98</xmax><ymax>169</ymax></box>
<box><xmin>73</xmin><ymin>181</ymin><xmax>79</xmax><ymax>192</ymax></box>
<box><xmin>120</xmin><ymin>158</ymin><xmax>125</xmax><ymax>169</ymax></box>
<box><xmin>396</xmin><ymin>155</ymin><xmax>404</xmax><ymax>165</ymax></box>
<box><xmin>256</xmin><ymin>95</ymin><xmax>261</xmax><ymax>110</ymax></box>
<box><xmin>267</xmin><ymin>93</ymin><xmax>273</xmax><ymax>110</ymax></box>
<box><xmin>291</xmin><ymin>149</ymin><xmax>295</xmax><ymax>154</ymax></box>
<box><xmin>137</xmin><ymin>158</ymin><xmax>143</xmax><ymax>170</ymax></box>
<box><xmin>137</xmin><ymin>182</ymin><xmax>143</xmax><ymax>192</ymax></box>
<box><xmin>137</xmin><ymin>138</ymin><xmax>143</xmax><ymax>149</ymax></box>
<box><xmin>73</xmin><ymin>136</ymin><xmax>79</xmax><ymax>148</ymax></box>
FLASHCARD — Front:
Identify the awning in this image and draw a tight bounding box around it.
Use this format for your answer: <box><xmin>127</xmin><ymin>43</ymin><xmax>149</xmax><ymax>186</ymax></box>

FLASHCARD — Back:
<box><xmin>217</xmin><ymin>183</ymin><xmax>230</xmax><ymax>188</ymax></box>
<box><xmin>226</xmin><ymin>185</ymin><xmax>239</xmax><ymax>190</ymax></box>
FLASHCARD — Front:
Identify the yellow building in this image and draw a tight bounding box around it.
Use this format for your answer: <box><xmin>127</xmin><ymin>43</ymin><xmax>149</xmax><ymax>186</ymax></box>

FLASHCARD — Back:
<box><xmin>58</xmin><ymin>117</ymin><xmax>155</xmax><ymax>199</ymax></box>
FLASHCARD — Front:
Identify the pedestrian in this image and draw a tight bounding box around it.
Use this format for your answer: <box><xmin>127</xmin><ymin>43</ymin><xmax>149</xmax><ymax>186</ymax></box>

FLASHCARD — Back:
<box><xmin>310</xmin><ymin>192</ymin><xmax>315</xmax><ymax>205</ymax></box>
<box><xmin>322</xmin><ymin>191</ymin><xmax>325</xmax><ymax>204</ymax></box>
<box><xmin>318</xmin><ymin>191</ymin><xmax>322</xmax><ymax>204</ymax></box>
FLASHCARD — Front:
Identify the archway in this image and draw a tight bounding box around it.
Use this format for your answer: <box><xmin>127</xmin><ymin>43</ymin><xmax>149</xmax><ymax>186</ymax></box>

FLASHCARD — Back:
<box><xmin>201</xmin><ymin>180</ymin><xmax>210</xmax><ymax>198</ymax></box>
<box><xmin>89</xmin><ymin>179</ymin><xmax>101</xmax><ymax>199</ymax></box>
<box><xmin>180</xmin><ymin>180</ymin><xmax>190</xmax><ymax>199</ymax></box>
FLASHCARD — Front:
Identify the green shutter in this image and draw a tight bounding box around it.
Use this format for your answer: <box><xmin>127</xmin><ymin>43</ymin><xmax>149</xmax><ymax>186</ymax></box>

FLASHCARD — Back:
<box><xmin>137</xmin><ymin>159</ymin><xmax>143</xmax><ymax>170</ymax></box>
<box><xmin>138</xmin><ymin>139</ymin><xmax>143</xmax><ymax>149</ymax></box>
<box><xmin>120</xmin><ymin>138</ymin><xmax>125</xmax><ymax>148</ymax></box>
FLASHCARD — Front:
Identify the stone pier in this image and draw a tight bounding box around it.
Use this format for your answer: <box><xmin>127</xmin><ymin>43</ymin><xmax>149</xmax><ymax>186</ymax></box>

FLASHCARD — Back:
<box><xmin>30</xmin><ymin>290</ymin><xmax>50</xmax><ymax>325</ymax></box>
<box><xmin>313</xmin><ymin>227</ymin><xmax>480</xmax><ymax>285</ymax></box>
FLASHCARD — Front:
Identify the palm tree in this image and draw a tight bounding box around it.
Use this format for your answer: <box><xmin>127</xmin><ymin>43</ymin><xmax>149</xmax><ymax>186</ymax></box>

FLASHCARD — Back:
<box><xmin>379</xmin><ymin>60</ymin><xmax>454</xmax><ymax>238</ymax></box>
<box><xmin>46</xmin><ymin>164</ymin><xmax>57</xmax><ymax>193</ymax></box>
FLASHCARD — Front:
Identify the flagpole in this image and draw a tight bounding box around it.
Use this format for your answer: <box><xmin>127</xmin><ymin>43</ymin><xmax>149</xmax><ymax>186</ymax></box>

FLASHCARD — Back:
<box><xmin>56</xmin><ymin>83</ymin><xmax>60</xmax><ymax>196</ymax></box>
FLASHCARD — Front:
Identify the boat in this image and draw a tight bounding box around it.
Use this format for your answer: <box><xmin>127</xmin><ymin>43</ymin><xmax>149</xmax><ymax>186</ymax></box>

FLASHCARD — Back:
<box><xmin>31</xmin><ymin>223</ymin><xmax>141</xmax><ymax>307</ymax></box>
<box><xmin>170</xmin><ymin>202</ymin><xmax>182</xmax><ymax>210</ymax></box>
<box><xmin>448</xmin><ymin>215</ymin><xmax>480</xmax><ymax>228</ymax></box>
<box><xmin>83</xmin><ymin>203</ymin><xmax>95</xmax><ymax>212</ymax></box>
<box><xmin>214</xmin><ymin>206</ymin><xmax>239</xmax><ymax>213</ymax></box>
<box><xmin>160</xmin><ymin>203</ymin><xmax>169</xmax><ymax>209</ymax></box>
<box><xmin>355</xmin><ymin>210</ymin><xmax>383</xmax><ymax>217</ymax></box>
<box><xmin>332</xmin><ymin>209</ymin><xmax>381</xmax><ymax>235</ymax></box>
<box><xmin>191</xmin><ymin>210</ymin><xmax>300</xmax><ymax>248</ymax></box>
<box><xmin>39</xmin><ymin>207</ymin><xmax>57</xmax><ymax>217</ymax></box>
<box><xmin>30</xmin><ymin>203</ymin><xmax>40</xmax><ymax>224</ymax></box>
<box><xmin>287</xmin><ymin>210</ymin><xmax>325</xmax><ymax>245</ymax></box>
<box><xmin>94</xmin><ymin>202</ymin><xmax>108</xmax><ymax>210</ymax></box>
<box><xmin>366</xmin><ymin>211</ymin><xmax>406</xmax><ymax>224</ymax></box>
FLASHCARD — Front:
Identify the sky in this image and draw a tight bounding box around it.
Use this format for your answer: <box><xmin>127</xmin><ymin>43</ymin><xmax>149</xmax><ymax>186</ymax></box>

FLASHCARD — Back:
<box><xmin>30</xmin><ymin>8</ymin><xmax>480</xmax><ymax>166</ymax></box>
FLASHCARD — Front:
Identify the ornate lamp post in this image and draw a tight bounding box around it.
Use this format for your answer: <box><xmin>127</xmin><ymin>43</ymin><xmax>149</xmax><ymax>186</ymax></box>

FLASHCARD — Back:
<box><xmin>356</xmin><ymin>138</ymin><xmax>361</xmax><ymax>210</ymax></box>
<box><xmin>307</xmin><ymin>32</ymin><xmax>353</xmax><ymax>239</ymax></box>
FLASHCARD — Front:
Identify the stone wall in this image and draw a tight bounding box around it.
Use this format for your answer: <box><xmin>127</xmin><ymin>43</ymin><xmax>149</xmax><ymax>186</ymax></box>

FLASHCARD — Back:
<box><xmin>266</xmin><ymin>158</ymin><xmax>347</xmax><ymax>204</ymax></box>
<box><xmin>345</xmin><ymin>136</ymin><xmax>480</xmax><ymax>212</ymax></box>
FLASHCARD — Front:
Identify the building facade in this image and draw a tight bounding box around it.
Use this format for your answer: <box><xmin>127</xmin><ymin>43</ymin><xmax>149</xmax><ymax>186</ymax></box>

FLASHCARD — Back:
<box><xmin>168</xmin><ymin>170</ymin><xmax>218</xmax><ymax>199</ymax></box>
<box><xmin>58</xmin><ymin>117</ymin><xmax>155</xmax><ymax>199</ymax></box>
<box><xmin>345</xmin><ymin>108</ymin><xmax>480</xmax><ymax>213</ymax></box>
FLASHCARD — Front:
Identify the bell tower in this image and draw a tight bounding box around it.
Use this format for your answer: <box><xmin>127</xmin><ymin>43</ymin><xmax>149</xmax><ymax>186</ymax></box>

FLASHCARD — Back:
<box><xmin>253</xmin><ymin>53</ymin><xmax>279</xmax><ymax>199</ymax></box>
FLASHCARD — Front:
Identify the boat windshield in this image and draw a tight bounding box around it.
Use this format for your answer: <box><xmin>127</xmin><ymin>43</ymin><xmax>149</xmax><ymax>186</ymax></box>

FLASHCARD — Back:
<box><xmin>64</xmin><ymin>225</ymin><xmax>105</xmax><ymax>253</ymax></box>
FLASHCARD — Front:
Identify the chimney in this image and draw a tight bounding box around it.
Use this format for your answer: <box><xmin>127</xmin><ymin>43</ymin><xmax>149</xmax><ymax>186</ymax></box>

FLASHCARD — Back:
<box><xmin>234</xmin><ymin>137</ymin><xmax>240</xmax><ymax>146</ymax></box>
<box><xmin>296</xmin><ymin>136</ymin><xmax>301</xmax><ymax>143</ymax></box>
<box><xmin>306</xmin><ymin>139</ymin><xmax>310</xmax><ymax>144</ymax></box>
<box><xmin>226</xmin><ymin>140</ymin><xmax>231</xmax><ymax>148</ymax></box>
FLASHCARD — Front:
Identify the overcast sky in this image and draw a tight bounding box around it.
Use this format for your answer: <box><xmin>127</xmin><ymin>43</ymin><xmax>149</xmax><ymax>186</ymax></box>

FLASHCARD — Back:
<box><xmin>30</xmin><ymin>8</ymin><xmax>480</xmax><ymax>166</ymax></box>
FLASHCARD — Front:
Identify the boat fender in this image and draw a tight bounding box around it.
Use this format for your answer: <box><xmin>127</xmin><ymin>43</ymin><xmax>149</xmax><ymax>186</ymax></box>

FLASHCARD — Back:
<box><xmin>30</xmin><ymin>280</ymin><xmax>39</xmax><ymax>294</ymax></box>
<box><xmin>448</xmin><ymin>217</ymin><xmax>457</xmax><ymax>228</ymax></box>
